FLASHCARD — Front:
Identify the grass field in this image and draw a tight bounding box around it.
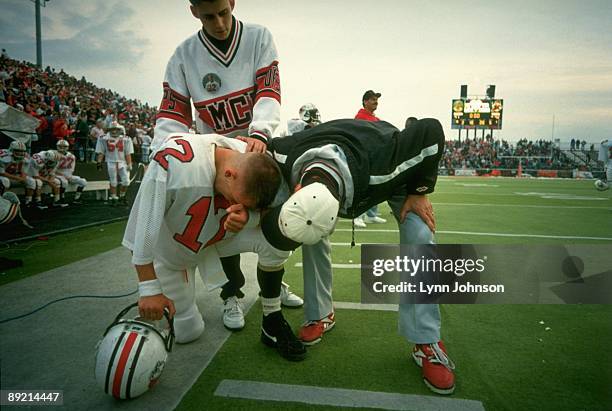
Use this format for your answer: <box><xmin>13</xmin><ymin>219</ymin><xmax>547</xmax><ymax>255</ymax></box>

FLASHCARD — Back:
<box><xmin>1</xmin><ymin>177</ymin><xmax>611</xmax><ymax>410</ymax></box>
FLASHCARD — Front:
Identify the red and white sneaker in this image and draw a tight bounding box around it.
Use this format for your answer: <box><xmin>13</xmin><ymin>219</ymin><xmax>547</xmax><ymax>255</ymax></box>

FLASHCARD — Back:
<box><xmin>298</xmin><ymin>312</ymin><xmax>335</xmax><ymax>345</ymax></box>
<box><xmin>412</xmin><ymin>341</ymin><xmax>456</xmax><ymax>395</ymax></box>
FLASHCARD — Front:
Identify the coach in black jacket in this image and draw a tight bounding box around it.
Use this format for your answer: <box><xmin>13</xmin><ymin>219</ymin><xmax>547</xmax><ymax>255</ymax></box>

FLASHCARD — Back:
<box><xmin>263</xmin><ymin>117</ymin><xmax>456</xmax><ymax>395</ymax></box>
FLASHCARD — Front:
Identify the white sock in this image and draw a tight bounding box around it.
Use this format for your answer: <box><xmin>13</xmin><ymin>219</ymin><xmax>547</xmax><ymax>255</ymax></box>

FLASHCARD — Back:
<box><xmin>261</xmin><ymin>297</ymin><xmax>281</xmax><ymax>316</ymax></box>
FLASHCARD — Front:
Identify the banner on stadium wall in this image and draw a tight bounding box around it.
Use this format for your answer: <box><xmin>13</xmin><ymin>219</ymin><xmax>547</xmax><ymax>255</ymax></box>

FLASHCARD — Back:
<box><xmin>438</xmin><ymin>169</ymin><xmax>449</xmax><ymax>176</ymax></box>
<box><xmin>557</xmin><ymin>170</ymin><xmax>573</xmax><ymax>179</ymax></box>
<box><xmin>454</xmin><ymin>169</ymin><xmax>477</xmax><ymax>177</ymax></box>
<box><xmin>0</xmin><ymin>103</ymin><xmax>39</xmax><ymax>144</ymax></box>
<box><xmin>537</xmin><ymin>170</ymin><xmax>558</xmax><ymax>178</ymax></box>
<box><xmin>573</xmin><ymin>170</ymin><xmax>594</xmax><ymax>179</ymax></box>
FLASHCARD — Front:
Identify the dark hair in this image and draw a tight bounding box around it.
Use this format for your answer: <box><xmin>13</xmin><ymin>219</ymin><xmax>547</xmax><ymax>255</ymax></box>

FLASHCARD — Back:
<box><xmin>243</xmin><ymin>153</ymin><xmax>281</xmax><ymax>209</ymax></box>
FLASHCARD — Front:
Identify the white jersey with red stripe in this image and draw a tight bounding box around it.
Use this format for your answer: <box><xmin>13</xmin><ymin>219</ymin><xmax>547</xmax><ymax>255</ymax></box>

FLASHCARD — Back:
<box><xmin>152</xmin><ymin>17</ymin><xmax>281</xmax><ymax>154</ymax></box>
<box><xmin>56</xmin><ymin>152</ymin><xmax>77</xmax><ymax>178</ymax></box>
<box><xmin>26</xmin><ymin>150</ymin><xmax>59</xmax><ymax>178</ymax></box>
<box><xmin>123</xmin><ymin>134</ymin><xmax>250</xmax><ymax>285</ymax></box>
<box><xmin>0</xmin><ymin>150</ymin><xmax>26</xmax><ymax>176</ymax></box>
<box><xmin>96</xmin><ymin>135</ymin><xmax>134</xmax><ymax>164</ymax></box>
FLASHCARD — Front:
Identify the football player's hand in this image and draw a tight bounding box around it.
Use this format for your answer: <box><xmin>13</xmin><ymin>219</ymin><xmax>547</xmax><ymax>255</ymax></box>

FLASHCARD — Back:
<box><xmin>138</xmin><ymin>294</ymin><xmax>176</xmax><ymax>320</ymax></box>
<box><xmin>224</xmin><ymin>203</ymin><xmax>249</xmax><ymax>232</ymax></box>
<box><xmin>236</xmin><ymin>136</ymin><xmax>267</xmax><ymax>153</ymax></box>
<box><xmin>400</xmin><ymin>194</ymin><xmax>436</xmax><ymax>233</ymax></box>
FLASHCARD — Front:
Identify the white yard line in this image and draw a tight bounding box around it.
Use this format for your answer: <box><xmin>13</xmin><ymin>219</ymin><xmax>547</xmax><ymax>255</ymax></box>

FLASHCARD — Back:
<box><xmin>215</xmin><ymin>379</ymin><xmax>486</xmax><ymax>411</ymax></box>
<box><xmin>294</xmin><ymin>262</ymin><xmax>361</xmax><ymax>268</ymax></box>
<box><xmin>333</xmin><ymin>228</ymin><xmax>612</xmax><ymax>241</ymax></box>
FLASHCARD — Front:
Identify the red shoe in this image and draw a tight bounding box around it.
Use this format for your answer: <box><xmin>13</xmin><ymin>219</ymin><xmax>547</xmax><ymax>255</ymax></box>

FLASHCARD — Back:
<box><xmin>298</xmin><ymin>312</ymin><xmax>335</xmax><ymax>345</ymax></box>
<box><xmin>412</xmin><ymin>341</ymin><xmax>456</xmax><ymax>395</ymax></box>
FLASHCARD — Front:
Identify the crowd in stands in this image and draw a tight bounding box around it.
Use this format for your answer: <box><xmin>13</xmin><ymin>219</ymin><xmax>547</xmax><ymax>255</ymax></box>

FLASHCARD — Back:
<box><xmin>441</xmin><ymin>135</ymin><xmax>584</xmax><ymax>170</ymax></box>
<box><xmin>0</xmin><ymin>55</ymin><xmax>601</xmax><ymax>178</ymax></box>
<box><xmin>0</xmin><ymin>55</ymin><xmax>155</xmax><ymax>163</ymax></box>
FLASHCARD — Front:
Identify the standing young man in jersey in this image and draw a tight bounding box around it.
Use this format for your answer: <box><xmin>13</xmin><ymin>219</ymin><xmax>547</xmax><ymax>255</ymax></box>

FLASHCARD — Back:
<box><xmin>95</xmin><ymin>122</ymin><xmax>134</xmax><ymax>205</ymax></box>
<box><xmin>153</xmin><ymin>0</ymin><xmax>301</xmax><ymax>331</ymax></box>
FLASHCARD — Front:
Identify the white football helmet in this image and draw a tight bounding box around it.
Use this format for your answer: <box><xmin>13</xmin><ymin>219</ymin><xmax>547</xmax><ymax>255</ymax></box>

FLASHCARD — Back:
<box><xmin>108</xmin><ymin>121</ymin><xmax>125</xmax><ymax>138</ymax></box>
<box><xmin>56</xmin><ymin>139</ymin><xmax>70</xmax><ymax>154</ymax></box>
<box><xmin>0</xmin><ymin>192</ymin><xmax>20</xmax><ymax>225</ymax></box>
<box><xmin>94</xmin><ymin>303</ymin><xmax>175</xmax><ymax>400</ymax></box>
<box><xmin>44</xmin><ymin>150</ymin><xmax>63</xmax><ymax>167</ymax></box>
<box><xmin>298</xmin><ymin>103</ymin><xmax>321</xmax><ymax>126</ymax></box>
<box><xmin>9</xmin><ymin>140</ymin><xmax>27</xmax><ymax>160</ymax></box>
<box><xmin>594</xmin><ymin>179</ymin><xmax>609</xmax><ymax>191</ymax></box>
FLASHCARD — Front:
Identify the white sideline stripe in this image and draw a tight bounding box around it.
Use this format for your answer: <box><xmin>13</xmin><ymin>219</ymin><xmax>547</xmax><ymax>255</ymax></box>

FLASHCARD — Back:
<box><xmin>215</xmin><ymin>379</ymin><xmax>486</xmax><ymax>411</ymax></box>
<box><xmin>335</xmin><ymin>301</ymin><xmax>398</xmax><ymax>312</ymax></box>
<box><xmin>295</xmin><ymin>263</ymin><xmax>361</xmax><ymax>269</ymax></box>
<box><xmin>333</xmin><ymin>228</ymin><xmax>612</xmax><ymax>241</ymax></box>
<box><xmin>431</xmin><ymin>202</ymin><xmax>611</xmax><ymax>210</ymax></box>
<box><xmin>369</xmin><ymin>143</ymin><xmax>439</xmax><ymax>185</ymax></box>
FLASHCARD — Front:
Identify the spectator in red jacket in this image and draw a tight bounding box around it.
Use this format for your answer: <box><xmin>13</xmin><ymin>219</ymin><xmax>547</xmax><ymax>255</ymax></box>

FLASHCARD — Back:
<box><xmin>353</xmin><ymin>90</ymin><xmax>386</xmax><ymax>226</ymax></box>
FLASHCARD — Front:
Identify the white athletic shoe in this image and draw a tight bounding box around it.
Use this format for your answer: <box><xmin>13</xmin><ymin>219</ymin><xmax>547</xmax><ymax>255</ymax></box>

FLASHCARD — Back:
<box><xmin>280</xmin><ymin>282</ymin><xmax>304</xmax><ymax>308</ymax></box>
<box><xmin>363</xmin><ymin>215</ymin><xmax>387</xmax><ymax>224</ymax></box>
<box><xmin>353</xmin><ymin>217</ymin><xmax>367</xmax><ymax>228</ymax></box>
<box><xmin>223</xmin><ymin>296</ymin><xmax>245</xmax><ymax>331</ymax></box>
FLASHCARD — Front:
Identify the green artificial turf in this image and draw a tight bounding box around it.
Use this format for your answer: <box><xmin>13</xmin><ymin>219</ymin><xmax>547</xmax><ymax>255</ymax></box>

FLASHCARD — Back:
<box><xmin>177</xmin><ymin>305</ymin><xmax>612</xmax><ymax>411</ymax></box>
<box><xmin>2</xmin><ymin>176</ymin><xmax>611</xmax><ymax>409</ymax></box>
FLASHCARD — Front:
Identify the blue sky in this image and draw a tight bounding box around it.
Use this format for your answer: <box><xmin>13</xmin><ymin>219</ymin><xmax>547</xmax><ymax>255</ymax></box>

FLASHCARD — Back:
<box><xmin>1</xmin><ymin>0</ymin><xmax>611</xmax><ymax>142</ymax></box>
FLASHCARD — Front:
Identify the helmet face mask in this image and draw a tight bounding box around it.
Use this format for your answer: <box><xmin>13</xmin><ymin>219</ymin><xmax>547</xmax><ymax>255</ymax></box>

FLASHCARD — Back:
<box><xmin>108</xmin><ymin>121</ymin><xmax>125</xmax><ymax>138</ymax></box>
<box><xmin>9</xmin><ymin>140</ymin><xmax>27</xmax><ymax>161</ymax></box>
<box><xmin>94</xmin><ymin>303</ymin><xmax>174</xmax><ymax>400</ymax></box>
<box><xmin>56</xmin><ymin>139</ymin><xmax>69</xmax><ymax>154</ymax></box>
<box><xmin>299</xmin><ymin>103</ymin><xmax>321</xmax><ymax>125</ymax></box>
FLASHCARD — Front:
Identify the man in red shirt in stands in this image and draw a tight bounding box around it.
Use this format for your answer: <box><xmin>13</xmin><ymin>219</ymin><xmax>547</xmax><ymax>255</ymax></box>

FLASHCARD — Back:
<box><xmin>353</xmin><ymin>90</ymin><xmax>387</xmax><ymax>226</ymax></box>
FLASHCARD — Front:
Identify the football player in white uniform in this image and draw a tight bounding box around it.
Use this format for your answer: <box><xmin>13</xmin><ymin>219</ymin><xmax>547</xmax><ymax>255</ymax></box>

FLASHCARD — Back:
<box><xmin>25</xmin><ymin>149</ymin><xmax>67</xmax><ymax>208</ymax></box>
<box><xmin>96</xmin><ymin>122</ymin><xmax>134</xmax><ymax>205</ymax></box>
<box><xmin>122</xmin><ymin>133</ymin><xmax>307</xmax><ymax>361</ymax></box>
<box><xmin>152</xmin><ymin>0</ymin><xmax>300</xmax><ymax>329</ymax></box>
<box><xmin>55</xmin><ymin>139</ymin><xmax>88</xmax><ymax>204</ymax></box>
<box><xmin>1</xmin><ymin>141</ymin><xmax>45</xmax><ymax>208</ymax></box>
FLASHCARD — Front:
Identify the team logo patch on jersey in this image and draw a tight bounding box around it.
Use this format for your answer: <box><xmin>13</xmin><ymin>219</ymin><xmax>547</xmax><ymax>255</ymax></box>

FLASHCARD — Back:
<box><xmin>416</xmin><ymin>186</ymin><xmax>429</xmax><ymax>192</ymax></box>
<box><xmin>203</xmin><ymin>73</ymin><xmax>222</xmax><ymax>93</ymax></box>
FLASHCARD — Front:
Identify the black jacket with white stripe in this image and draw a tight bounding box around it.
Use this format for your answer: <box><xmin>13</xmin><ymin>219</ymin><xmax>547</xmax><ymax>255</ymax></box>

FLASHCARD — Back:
<box><xmin>268</xmin><ymin>118</ymin><xmax>445</xmax><ymax>218</ymax></box>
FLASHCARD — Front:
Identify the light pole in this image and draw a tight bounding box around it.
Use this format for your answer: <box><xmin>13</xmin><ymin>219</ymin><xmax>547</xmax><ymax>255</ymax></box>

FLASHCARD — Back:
<box><xmin>32</xmin><ymin>0</ymin><xmax>50</xmax><ymax>68</ymax></box>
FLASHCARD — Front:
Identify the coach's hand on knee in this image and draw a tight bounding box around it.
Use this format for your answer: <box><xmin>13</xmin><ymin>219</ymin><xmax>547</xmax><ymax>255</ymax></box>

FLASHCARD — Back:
<box><xmin>138</xmin><ymin>295</ymin><xmax>176</xmax><ymax>320</ymax></box>
<box><xmin>400</xmin><ymin>194</ymin><xmax>436</xmax><ymax>233</ymax></box>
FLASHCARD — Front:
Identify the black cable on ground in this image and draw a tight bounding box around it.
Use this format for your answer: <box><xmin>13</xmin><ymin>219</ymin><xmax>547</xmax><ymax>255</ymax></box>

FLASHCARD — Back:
<box><xmin>0</xmin><ymin>289</ymin><xmax>138</xmax><ymax>324</ymax></box>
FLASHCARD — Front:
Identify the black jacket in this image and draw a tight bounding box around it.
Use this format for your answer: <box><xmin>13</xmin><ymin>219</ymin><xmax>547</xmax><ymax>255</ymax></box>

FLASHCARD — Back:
<box><xmin>268</xmin><ymin>118</ymin><xmax>445</xmax><ymax>218</ymax></box>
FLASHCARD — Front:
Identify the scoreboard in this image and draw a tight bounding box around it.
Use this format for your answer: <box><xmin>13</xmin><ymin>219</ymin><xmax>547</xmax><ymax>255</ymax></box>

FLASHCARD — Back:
<box><xmin>451</xmin><ymin>98</ymin><xmax>503</xmax><ymax>129</ymax></box>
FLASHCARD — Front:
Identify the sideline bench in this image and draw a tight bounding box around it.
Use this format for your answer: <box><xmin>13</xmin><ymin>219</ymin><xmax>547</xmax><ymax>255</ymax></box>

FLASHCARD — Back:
<box><xmin>8</xmin><ymin>180</ymin><xmax>110</xmax><ymax>200</ymax></box>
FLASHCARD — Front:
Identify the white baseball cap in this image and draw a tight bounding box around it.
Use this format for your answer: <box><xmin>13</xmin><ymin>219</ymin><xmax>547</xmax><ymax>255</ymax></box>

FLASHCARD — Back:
<box><xmin>261</xmin><ymin>182</ymin><xmax>339</xmax><ymax>251</ymax></box>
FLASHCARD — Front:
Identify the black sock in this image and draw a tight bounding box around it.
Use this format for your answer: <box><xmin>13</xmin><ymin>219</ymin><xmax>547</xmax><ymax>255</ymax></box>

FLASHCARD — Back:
<box><xmin>220</xmin><ymin>254</ymin><xmax>245</xmax><ymax>300</ymax></box>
